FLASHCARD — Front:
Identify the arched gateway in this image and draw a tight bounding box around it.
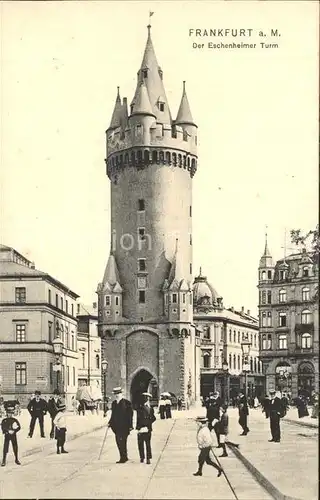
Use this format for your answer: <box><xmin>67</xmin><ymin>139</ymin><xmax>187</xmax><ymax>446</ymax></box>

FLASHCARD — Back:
<box><xmin>130</xmin><ymin>369</ymin><xmax>159</xmax><ymax>409</ymax></box>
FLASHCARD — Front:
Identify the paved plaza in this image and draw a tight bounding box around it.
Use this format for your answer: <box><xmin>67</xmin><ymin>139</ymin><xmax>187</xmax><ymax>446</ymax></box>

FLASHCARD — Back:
<box><xmin>0</xmin><ymin>407</ymin><xmax>317</xmax><ymax>500</ymax></box>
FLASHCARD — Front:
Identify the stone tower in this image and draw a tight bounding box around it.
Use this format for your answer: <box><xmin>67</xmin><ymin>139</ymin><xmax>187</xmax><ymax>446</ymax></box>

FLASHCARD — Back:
<box><xmin>97</xmin><ymin>25</ymin><xmax>200</xmax><ymax>407</ymax></box>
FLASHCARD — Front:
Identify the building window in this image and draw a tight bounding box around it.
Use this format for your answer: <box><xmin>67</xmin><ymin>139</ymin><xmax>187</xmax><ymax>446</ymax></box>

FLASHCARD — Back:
<box><xmin>71</xmin><ymin>334</ymin><xmax>74</xmax><ymax>351</ymax></box>
<box><xmin>228</xmin><ymin>353</ymin><xmax>232</xmax><ymax>367</ymax></box>
<box><xmin>48</xmin><ymin>289</ymin><xmax>51</xmax><ymax>304</ymax></box>
<box><xmin>262</xmin><ymin>335</ymin><xmax>267</xmax><ymax>350</ymax></box>
<box><xmin>303</xmin><ymin>266</ymin><xmax>309</xmax><ymax>277</ymax></box>
<box><xmin>238</xmin><ymin>332</ymin><xmax>241</xmax><ymax>343</ymax></box>
<box><xmin>301</xmin><ymin>309</ymin><xmax>311</xmax><ymax>324</ymax></box>
<box><xmin>190</xmin><ymin>234</ymin><xmax>192</xmax><ymax>245</ymax></box>
<box><xmin>302</xmin><ymin>288</ymin><xmax>310</xmax><ymax>301</ymax></box>
<box><xmin>115</xmin><ymin>296</ymin><xmax>119</xmax><ymax>306</ymax></box>
<box><xmin>301</xmin><ymin>333</ymin><xmax>312</xmax><ymax>349</ymax></box>
<box><xmin>233</xmin><ymin>354</ymin><xmax>236</xmax><ymax>369</ymax></box>
<box><xmin>15</xmin><ymin>362</ymin><xmax>27</xmax><ymax>385</ymax></box>
<box><xmin>250</xmin><ymin>358</ymin><xmax>253</xmax><ymax>371</ymax></box>
<box><xmin>267</xmin><ymin>270</ymin><xmax>272</xmax><ymax>279</ymax></box>
<box><xmin>261</xmin><ymin>312</ymin><xmax>267</xmax><ymax>327</ymax></box>
<box><xmin>279</xmin><ymin>289</ymin><xmax>286</xmax><ymax>303</ymax></box>
<box><xmin>142</xmin><ymin>69</ymin><xmax>148</xmax><ymax>78</ymax></box>
<box><xmin>96</xmin><ymin>355</ymin><xmax>100</xmax><ymax>369</ymax></box>
<box><xmin>267</xmin><ymin>334</ymin><xmax>272</xmax><ymax>349</ymax></box>
<box><xmin>60</xmin><ymin>297</ymin><xmax>63</xmax><ymax>310</ymax></box>
<box><xmin>279</xmin><ymin>270</ymin><xmax>285</xmax><ymax>281</ymax></box>
<box><xmin>254</xmin><ymin>358</ymin><xmax>257</xmax><ymax>372</ymax></box>
<box><xmin>56</xmin><ymin>294</ymin><xmax>58</xmax><ymax>307</ymax></box>
<box><xmin>279</xmin><ymin>334</ymin><xmax>287</xmax><ymax>350</ymax></box>
<box><xmin>254</xmin><ymin>334</ymin><xmax>257</xmax><ymax>347</ymax></box>
<box><xmin>138</xmin><ymin>276</ymin><xmax>147</xmax><ymax>289</ymax></box>
<box><xmin>261</xmin><ymin>271</ymin><xmax>266</xmax><ymax>281</ymax></box>
<box><xmin>105</xmin><ymin>296</ymin><xmax>111</xmax><ymax>306</ymax></box>
<box><xmin>48</xmin><ymin>322</ymin><xmax>53</xmax><ymax>343</ymax></box>
<box><xmin>203</xmin><ymin>352</ymin><xmax>211</xmax><ymax>368</ymax></box>
<box><xmin>15</xmin><ymin>287</ymin><xmax>26</xmax><ymax>303</ymax></box>
<box><xmin>233</xmin><ymin>331</ymin><xmax>236</xmax><ymax>343</ymax></box>
<box><xmin>190</xmin><ymin>263</ymin><xmax>192</xmax><ymax>274</ymax></box>
<box><xmin>138</xmin><ymin>227</ymin><xmax>146</xmax><ymax>240</ymax></box>
<box><xmin>229</xmin><ymin>329</ymin><xmax>232</xmax><ymax>342</ymax></box>
<box><xmin>67</xmin><ymin>366</ymin><xmax>70</xmax><ymax>386</ymax></box>
<box><xmin>65</xmin><ymin>330</ymin><xmax>69</xmax><ymax>349</ymax></box>
<box><xmin>237</xmin><ymin>355</ymin><xmax>240</xmax><ymax>370</ymax></box>
<box><xmin>15</xmin><ymin>324</ymin><xmax>26</xmax><ymax>342</ymax></box>
<box><xmin>73</xmin><ymin>366</ymin><xmax>75</xmax><ymax>386</ymax></box>
<box><xmin>279</xmin><ymin>312</ymin><xmax>287</xmax><ymax>327</ymax></box>
<box><xmin>82</xmin><ymin>353</ymin><xmax>85</xmax><ymax>369</ymax></box>
<box><xmin>267</xmin><ymin>311</ymin><xmax>272</xmax><ymax>326</ymax></box>
<box><xmin>158</xmin><ymin>102</ymin><xmax>164</xmax><ymax>112</ymax></box>
<box><xmin>138</xmin><ymin>259</ymin><xmax>146</xmax><ymax>271</ymax></box>
<box><xmin>66</xmin><ymin>300</ymin><xmax>68</xmax><ymax>314</ymax></box>
<box><xmin>139</xmin><ymin>291</ymin><xmax>146</xmax><ymax>304</ymax></box>
<box><xmin>189</xmin><ymin>206</ymin><xmax>192</xmax><ymax>217</ymax></box>
<box><xmin>138</xmin><ymin>199</ymin><xmax>145</xmax><ymax>211</ymax></box>
<box><xmin>172</xmin><ymin>293</ymin><xmax>177</xmax><ymax>304</ymax></box>
<box><xmin>267</xmin><ymin>291</ymin><xmax>272</xmax><ymax>304</ymax></box>
<box><xmin>203</xmin><ymin>327</ymin><xmax>210</xmax><ymax>340</ymax></box>
<box><xmin>71</xmin><ymin>303</ymin><xmax>74</xmax><ymax>316</ymax></box>
<box><xmin>261</xmin><ymin>291</ymin><xmax>266</xmax><ymax>304</ymax></box>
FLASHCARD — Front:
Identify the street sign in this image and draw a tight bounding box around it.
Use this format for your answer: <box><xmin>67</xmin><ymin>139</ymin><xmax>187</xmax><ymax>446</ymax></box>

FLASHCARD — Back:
<box><xmin>35</xmin><ymin>377</ymin><xmax>47</xmax><ymax>384</ymax></box>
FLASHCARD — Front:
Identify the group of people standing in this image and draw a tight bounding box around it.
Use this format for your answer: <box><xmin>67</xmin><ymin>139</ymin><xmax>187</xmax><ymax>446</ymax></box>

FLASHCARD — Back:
<box><xmin>158</xmin><ymin>394</ymin><xmax>172</xmax><ymax>419</ymax></box>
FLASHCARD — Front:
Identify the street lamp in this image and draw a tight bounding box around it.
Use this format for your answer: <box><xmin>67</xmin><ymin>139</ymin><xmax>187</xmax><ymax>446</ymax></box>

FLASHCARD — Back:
<box><xmin>222</xmin><ymin>359</ymin><xmax>229</xmax><ymax>405</ymax></box>
<box><xmin>241</xmin><ymin>335</ymin><xmax>251</xmax><ymax>399</ymax></box>
<box><xmin>101</xmin><ymin>359</ymin><xmax>109</xmax><ymax>417</ymax></box>
<box><xmin>52</xmin><ymin>336</ymin><xmax>63</xmax><ymax>393</ymax></box>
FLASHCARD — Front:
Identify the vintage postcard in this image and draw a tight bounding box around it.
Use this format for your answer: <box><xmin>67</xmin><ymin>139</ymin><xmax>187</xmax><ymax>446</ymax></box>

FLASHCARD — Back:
<box><xmin>0</xmin><ymin>1</ymin><xmax>318</xmax><ymax>499</ymax></box>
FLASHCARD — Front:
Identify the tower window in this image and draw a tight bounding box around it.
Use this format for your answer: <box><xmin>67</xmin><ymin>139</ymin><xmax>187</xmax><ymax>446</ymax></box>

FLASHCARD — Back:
<box><xmin>138</xmin><ymin>227</ymin><xmax>146</xmax><ymax>240</ymax></box>
<box><xmin>138</xmin><ymin>199</ymin><xmax>145</xmax><ymax>211</ymax></box>
<box><xmin>267</xmin><ymin>291</ymin><xmax>272</xmax><ymax>304</ymax></box>
<box><xmin>279</xmin><ymin>312</ymin><xmax>287</xmax><ymax>327</ymax></box>
<box><xmin>158</xmin><ymin>102</ymin><xmax>165</xmax><ymax>112</ymax></box>
<box><xmin>172</xmin><ymin>293</ymin><xmax>177</xmax><ymax>304</ymax></box>
<box><xmin>303</xmin><ymin>266</ymin><xmax>309</xmax><ymax>277</ymax></box>
<box><xmin>189</xmin><ymin>206</ymin><xmax>192</xmax><ymax>217</ymax></box>
<box><xmin>138</xmin><ymin>259</ymin><xmax>146</xmax><ymax>271</ymax></box>
<box><xmin>15</xmin><ymin>287</ymin><xmax>26</xmax><ymax>303</ymax></box>
<box><xmin>267</xmin><ymin>270</ymin><xmax>272</xmax><ymax>279</ymax></box>
<box><xmin>105</xmin><ymin>296</ymin><xmax>111</xmax><ymax>306</ymax></box>
<box><xmin>139</xmin><ymin>291</ymin><xmax>146</xmax><ymax>303</ymax></box>
<box><xmin>142</xmin><ymin>69</ymin><xmax>148</xmax><ymax>78</ymax></box>
<box><xmin>115</xmin><ymin>297</ymin><xmax>119</xmax><ymax>306</ymax></box>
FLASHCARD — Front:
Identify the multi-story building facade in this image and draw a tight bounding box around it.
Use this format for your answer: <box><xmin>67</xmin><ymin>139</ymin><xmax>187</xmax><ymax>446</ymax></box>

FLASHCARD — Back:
<box><xmin>193</xmin><ymin>270</ymin><xmax>263</xmax><ymax>401</ymax></box>
<box><xmin>0</xmin><ymin>245</ymin><xmax>79</xmax><ymax>406</ymax></box>
<box><xmin>97</xmin><ymin>25</ymin><xmax>201</xmax><ymax>407</ymax></box>
<box><xmin>258</xmin><ymin>239</ymin><xmax>319</xmax><ymax>398</ymax></box>
<box><xmin>76</xmin><ymin>303</ymin><xmax>101</xmax><ymax>388</ymax></box>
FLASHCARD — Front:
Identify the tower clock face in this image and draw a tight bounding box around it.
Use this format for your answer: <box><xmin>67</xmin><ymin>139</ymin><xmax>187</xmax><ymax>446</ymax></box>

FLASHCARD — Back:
<box><xmin>138</xmin><ymin>277</ymin><xmax>147</xmax><ymax>289</ymax></box>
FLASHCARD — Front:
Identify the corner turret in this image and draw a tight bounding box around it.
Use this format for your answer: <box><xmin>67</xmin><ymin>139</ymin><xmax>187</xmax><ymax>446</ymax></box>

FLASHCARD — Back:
<box><xmin>175</xmin><ymin>81</ymin><xmax>197</xmax><ymax>140</ymax></box>
<box><xmin>97</xmin><ymin>253</ymin><xmax>123</xmax><ymax>323</ymax></box>
<box><xmin>259</xmin><ymin>231</ymin><xmax>274</xmax><ymax>283</ymax></box>
<box><xmin>108</xmin><ymin>87</ymin><xmax>123</xmax><ymax>131</ymax></box>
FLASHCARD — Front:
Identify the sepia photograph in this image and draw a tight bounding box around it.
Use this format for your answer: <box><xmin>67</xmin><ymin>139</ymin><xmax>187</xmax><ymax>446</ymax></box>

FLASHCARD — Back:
<box><xmin>0</xmin><ymin>1</ymin><xmax>318</xmax><ymax>499</ymax></box>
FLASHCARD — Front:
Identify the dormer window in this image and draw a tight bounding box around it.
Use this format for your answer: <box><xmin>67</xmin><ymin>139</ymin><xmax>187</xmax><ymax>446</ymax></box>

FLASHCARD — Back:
<box><xmin>158</xmin><ymin>101</ymin><xmax>165</xmax><ymax>112</ymax></box>
<box><xmin>142</xmin><ymin>69</ymin><xmax>148</xmax><ymax>78</ymax></box>
<box><xmin>158</xmin><ymin>69</ymin><xmax>163</xmax><ymax>80</ymax></box>
<box><xmin>303</xmin><ymin>266</ymin><xmax>309</xmax><ymax>277</ymax></box>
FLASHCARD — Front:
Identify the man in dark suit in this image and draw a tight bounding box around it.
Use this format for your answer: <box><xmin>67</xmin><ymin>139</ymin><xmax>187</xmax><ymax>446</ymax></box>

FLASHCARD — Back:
<box><xmin>268</xmin><ymin>389</ymin><xmax>282</xmax><ymax>442</ymax></box>
<box><xmin>47</xmin><ymin>389</ymin><xmax>63</xmax><ymax>439</ymax></box>
<box><xmin>108</xmin><ymin>387</ymin><xmax>133</xmax><ymax>463</ymax></box>
<box><xmin>136</xmin><ymin>392</ymin><xmax>156</xmax><ymax>464</ymax></box>
<box><xmin>205</xmin><ymin>391</ymin><xmax>222</xmax><ymax>446</ymax></box>
<box><xmin>27</xmin><ymin>390</ymin><xmax>48</xmax><ymax>438</ymax></box>
<box><xmin>237</xmin><ymin>391</ymin><xmax>249</xmax><ymax>436</ymax></box>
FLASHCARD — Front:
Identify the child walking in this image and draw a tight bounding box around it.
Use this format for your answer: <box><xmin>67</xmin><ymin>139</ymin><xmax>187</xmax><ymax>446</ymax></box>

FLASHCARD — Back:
<box><xmin>193</xmin><ymin>416</ymin><xmax>222</xmax><ymax>477</ymax></box>
<box><xmin>1</xmin><ymin>403</ymin><xmax>21</xmax><ymax>466</ymax></box>
<box><xmin>54</xmin><ymin>403</ymin><xmax>68</xmax><ymax>454</ymax></box>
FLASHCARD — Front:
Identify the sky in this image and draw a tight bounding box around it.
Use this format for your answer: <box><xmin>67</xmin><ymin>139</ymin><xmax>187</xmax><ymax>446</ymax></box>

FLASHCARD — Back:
<box><xmin>1</xmin><ymin>1</ymin><xmax>318</xmax><ymax>315</ymax></box>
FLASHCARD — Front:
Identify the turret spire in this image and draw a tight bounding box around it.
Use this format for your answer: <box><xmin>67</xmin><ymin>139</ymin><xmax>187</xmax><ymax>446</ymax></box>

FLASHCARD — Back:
<box><xmin>175</xmin><ymin>81</ymin><xmax>196</xmax><ymax>126</ymax></box>
<box><xmin>102</xmin><ymin>253</ymin><xmax>120</xmax><ymax>286</ymax></box>
<box><xmin>263</xmin><ymin>226</ymin><xmax>271</xmax><ymax>257</ymax></box>
<box><xmin>109</xmin><ymin>87</ymin><xmax>123</xmax><ymax>130</ymax></box>
<box><xmin>131</xmin><ymin>81</ymin><xmax>155</xmax><ymax>117</ymax></box>
<box><xmin>168</xmin><ymin>239</ymin><xmax>185</xmax><ymax>284</ymax></box>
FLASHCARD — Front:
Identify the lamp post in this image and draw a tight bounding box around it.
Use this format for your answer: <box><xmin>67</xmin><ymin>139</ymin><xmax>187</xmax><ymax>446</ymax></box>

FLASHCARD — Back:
<box><xmin>101</xmin><ymin>359</ymin><xmax>108</xmax><ymax>417</ymax></box>
<box><xmin>222</xmin><ymin>359</ymin><xmax>229</xmax><ymax>405</ymax></box>
<box><xmin>241</xmin><ymin>335</ymin><xmax>251</xmax><ymax>399</ymax></box>
<box><xmin>52</xmin><ymin>336</ymin><xmax>64</xmax><ymax>393</ymax></box>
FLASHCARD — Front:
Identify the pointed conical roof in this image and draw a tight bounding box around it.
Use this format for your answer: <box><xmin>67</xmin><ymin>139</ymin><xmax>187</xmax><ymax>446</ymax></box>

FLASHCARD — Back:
<box><xmin>132</xmin><ymin>25</ymin><xmax>172</xmax><ymax>124</ymax></box>
<box><xmin>259</xmin><ymin>231</ymin><xmax>274</xmax><ymax>268</ymax></box>
<box><xmin>109</xmin><ymin>87</ymin><xmax>122</xmax><ymax>130</ymax></box>
<box><xmin>131</xmin><ymin>82</ymin><xmax>155</xmax><ymax>117</ymax></box>
<box><xmin>175</xmin><ymin>81</ymin><xmax>196</xmax><ymax>126</ymax></box>
<box><xmin>102</xmin><ymin>253</ymin><xmax>120</xmax><ymax>286</ymax></box>
<box><xmin>168</xmin><ymin>239</ymin><xmax>186</xmax><ymax>286</ymax></box>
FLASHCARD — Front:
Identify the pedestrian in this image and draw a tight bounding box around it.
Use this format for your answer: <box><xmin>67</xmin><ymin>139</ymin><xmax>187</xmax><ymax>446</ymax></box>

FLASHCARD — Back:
<box><xmin>253</xmin><ymin>396</ymin><xmax>260</xmax><ymax>409</ymax></box>
<box><xmin>295</xmin><ymin>394</ymin><xmax>309</xmax><ymax>419</ymax></box>
<box><xmin>164</xmin><ymin>395</ymin><xmax>172</xmax><ymax>419</ymax></box>
<box><xmin>71</xmin><ymin>396</ymin><xmax>78</xmax><ymax>415</ymax></box>
<box><xmin>54</xmin><ymin>403</ymin><xmax>68</xmax><ymax>454</ymax></box>
<box><xmin>27</xmin><ymin>390</ymin><xmax>47</xmax><ymax>438</ymax></box>
<box><xmin>237</xmin><ymin>391</ymin><xmax>249</xmax><ymax>436</ymax></box>
<box><xmin>1</xmin><ymin>403</ymin><xmax>21</xmax><ymax>466</ymax></box>
<box><xmin>218</xmin><ymin>405</ymin><xmax>229</xmax><ymax>458</ymax></box>
<box><xmin>262</xmin><ymin>394</ymin><xmax>270</xmax><ymax>418</ymax></box>
<box><xmin>206</xmin><ymin>391</ymin><xmax>222</xmax><ymax>447</ymax></box>
<box><xmin>311</xmin><ymin>392</ymin><xmax>319</xmax><ymax>419</ymax></box>
<box><xmin>268</xmin><ymin>389</ymin><xmax>282</xmax><ymax>443</ymax></box>
<box><xmin>177</xmin><ymin>397</ymin><xmax>183</xmax><ymax>411</ymax></box>
<box><xmin>136</xmin><ymin>392</ymin><xmax>156</xmax><ymax>464</ymax></box>
<box><xmin>47</xmin><ymin>389</ymin><xmax>63</xmax><ymax>439</ymax></box>
<box><xmin>158</xmin><ymin>395</ymin><xmax>166</xmax><ymax>419</ymax></box>
<box><xmin>107</xmin><ymin>387</ymin><xmax>133</xmax><ymax>464</ymax></box>
<box><xmin>193</xmin><ymin>416</ymin><xmax>222</xmax><ymax>478</ymax></box>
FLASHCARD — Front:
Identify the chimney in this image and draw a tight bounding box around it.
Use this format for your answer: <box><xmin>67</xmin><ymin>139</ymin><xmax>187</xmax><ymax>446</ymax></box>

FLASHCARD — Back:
<box><xmin>247</xmin><ymin>309</ymin><xmax>250</xmax><ymax>315</ymax></box>
<box><xmin>230</xmin><ymin>306</ymin><xmax>234</xmax><ymax>312</ymax></box>
<box><xmin>241</xmin><ymin>306</ymin><xmax>244</xmax><ymax>314</ymax></box>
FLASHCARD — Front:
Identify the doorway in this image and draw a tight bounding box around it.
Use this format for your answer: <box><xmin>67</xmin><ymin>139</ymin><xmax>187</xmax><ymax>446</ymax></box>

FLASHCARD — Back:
<box><xmin>130</xmin><ymin>369</ymin><xmax>157</xmax><ymax>409</ymax></box>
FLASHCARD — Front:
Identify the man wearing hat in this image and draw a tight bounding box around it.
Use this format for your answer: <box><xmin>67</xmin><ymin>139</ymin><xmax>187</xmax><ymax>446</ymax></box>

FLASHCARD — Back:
<box><xmin>237</xmin><ymin>391</ymin><xmax>249</xmax><ymax>436</ymax></box>
<box><xmin>47</xmin><ymin>389</ymin><xmax>63</xmax><ymax>439</ymax></box>
<box><xmin>53</xmin><ymin>402</ymin><xmax>68</xmax><ymax>454</ymax></box>
<box><xmin>1</xmin><ymin>403</ymin><xmax>21</xmax><ymax>466</ymax></box>
<box><xmin>136</xmin><ymin>392</ymin><xmax>156</xmax><ymax>464</ymax></box>
<box><xmin>108</xmin><ymin>387</ymin><xmax>133</xmax><ymax>463</ymax></box>
<box><xmin>268</xmin><ymin>389</ymin><xmax>282</xmax><ymax>443</ymax></box>
<box><xmin>193</xmin><ymin>416</ymin><xmax>222</xmax><ymax>477</ymax></box>
<box><xmin>205</xmin><ymin>391</ymin><xmax>222</xmax><ymax>446</ymax></box>
<box><xmin>27</xmin><ymin>390</ymin><xmax>48</xmax><ymax>438</ymax></box>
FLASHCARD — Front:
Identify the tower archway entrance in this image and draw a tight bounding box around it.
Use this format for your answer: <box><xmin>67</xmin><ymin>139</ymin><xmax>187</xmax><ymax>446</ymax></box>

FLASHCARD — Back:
<box><xmin>130</xmin><ymin>369</ymin><xmax>158</xmax><ymax>409</ymax></box>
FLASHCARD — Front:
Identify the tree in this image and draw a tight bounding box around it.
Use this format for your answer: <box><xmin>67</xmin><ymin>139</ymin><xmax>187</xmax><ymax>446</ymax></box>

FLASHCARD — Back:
<box><xmin>290</xmin><ymin>224</ymin><xmax>319</xmax><ymax>256</ymax></box>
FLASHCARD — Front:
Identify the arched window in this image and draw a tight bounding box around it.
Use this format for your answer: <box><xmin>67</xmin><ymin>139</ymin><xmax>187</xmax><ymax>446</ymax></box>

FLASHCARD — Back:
<box><xmin>229</xmin><ymin>329</ymin><xmax>232</xmax><ymax>342</ymax></box>
<box><xmin>233</xmin><ymin>331</ymin><xmax>236</xmax><ymax>343</ymax></box>
<box><xmin>279</xmin><ymin>289</ymin><xmax>286</xmax><ymax>303</ymax></box>
<box><xmin>187</xmin><ymin>157</ymin><xmax>190</xmax><ymax>168</ymax></box>
<box><xmin>202</xmin><ymin>351</ymin><xmax>211</xmax><ymax>368</ymax></box>
<box><xmin>261</xmin><ymin>271</ymin><xmax>266</xmax><ymax>280</ymax></box>
<box><xmin>302</xmin><ymin>287</ymin><xmax>310</xmax><ymax>301</ymax></box>
<box><xmin>172</xmin><ymin>153</ymin><xmax>177</xmax><ymax>166</ymax></box>
<box><xmin>178</xmin><ymin>154</ymin><xmax>182</xmax><ymax>167</ymax></box>
<box><xmin>261</xmin><ymin>291</ymin><xmax>266</xmax><ymax>304</ymax></box>
<box><xmin>165</xmin><ymin>151</ymin><xmax>171</xmax><ymax>164</ymax></box>
<box><xmin>279</xmin><ymin>311</ymin><xmax>287</xmax><ymax>327</ymax></box>
<box><xmin>96</xmin><ymin>354</ymin><xmax>100</xmax><ymax>369</ymax></box>
<box><xmin>301</xmin><ymin>333</ymin><xmax>312</xmax><ymax>349</ymax></box>
<box><xmin>303</xmin><ymin>266</ymin><xmax>309</xmax><ymax>277</ymax></box>
<box><xmin>144</xmin><ymin>150</ymin><xmax>150</xmax><ymax>164</ymax></box>
<box><xmin>261</xmin><ymin>312</ymin><xmax>267</xmax><ymax>327</ymax></box>
<box><xmin>191</xmin><ymin>158</ymin><xmax>195</xmax><ymax>170</ymax></box>
<box><xmin>183</xmin><ymin>130</ymin><xmax>188</xmax><ymax>141</ymax></box>
<box><xmin>301</xmin><ymin>309</ymin><xmax>312</xmax><ymax>324</ymax></box>
<box><xmin>233</xmin><ymin>354</ymin><xmax>236</xmax><ymax>369</ymax></box>
<box><xmin>279</xmin><ymin>334</ymin><xmax>287</xmax><ymax>349</ymax></box>
<box><xmin>237</xmin><ymin>355</ymin><xmax>240</xmax><ymax>370</ymax></box>
<box><xmin>267</xmin><ymin>270</ymin><xmax>272</xmax><ymax>279</ymax></box>
<box><xmin>159</xmin><ymin>151</ymin><xmax>164</xmax><ymax>163</ymax></box>
<box><xmin>152</xmin><ymin>150</ymin><xmax>158</xmax><ymax>163</ymax></box>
